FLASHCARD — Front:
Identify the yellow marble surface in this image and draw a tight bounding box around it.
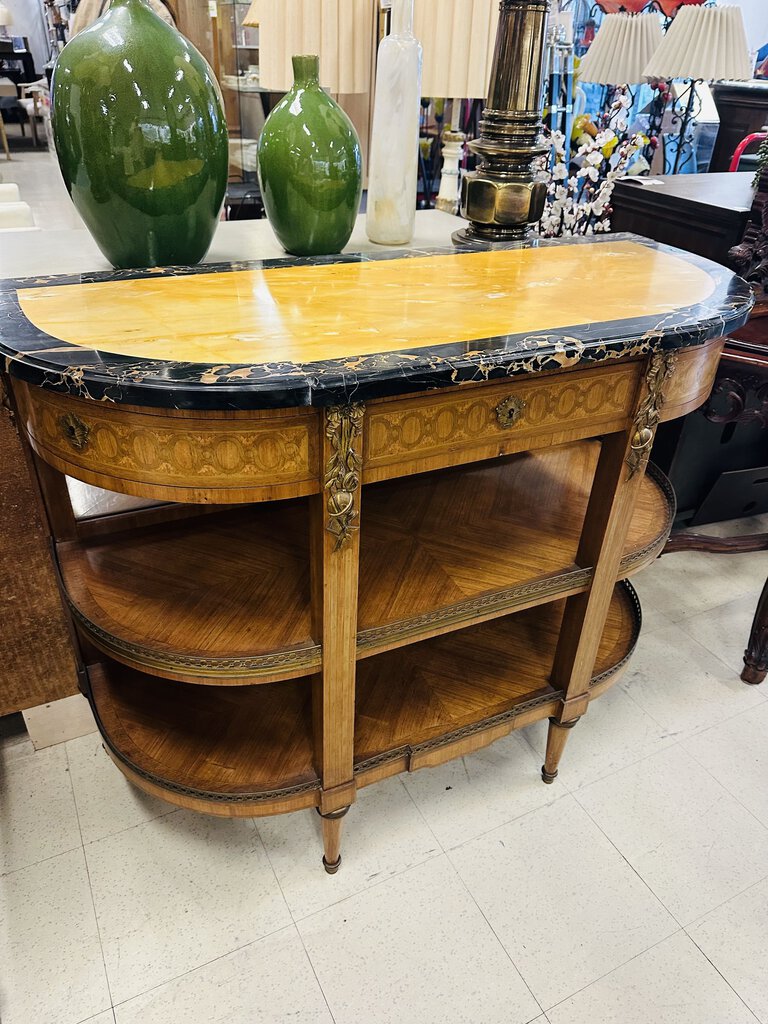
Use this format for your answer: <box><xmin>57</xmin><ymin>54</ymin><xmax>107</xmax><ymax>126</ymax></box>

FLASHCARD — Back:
<box><xmin>17</xmin><ymin>242</ymin><xmax>717</xmax><ymax>365</ymax></box>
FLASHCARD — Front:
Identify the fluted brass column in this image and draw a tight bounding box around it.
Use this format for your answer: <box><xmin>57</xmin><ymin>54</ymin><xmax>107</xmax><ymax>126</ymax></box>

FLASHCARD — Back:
<box><xmin>453</xmin><ymin>0</ymin><xmax>550</xmax><ymax>248</ymax></box>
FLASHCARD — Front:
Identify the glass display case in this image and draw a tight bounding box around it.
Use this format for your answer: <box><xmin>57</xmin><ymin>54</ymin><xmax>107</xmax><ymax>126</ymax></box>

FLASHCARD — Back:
<box><xmin>215</xmin><ymin>0</ymin><xmax>270</xmax><ymax>182</ymax></box>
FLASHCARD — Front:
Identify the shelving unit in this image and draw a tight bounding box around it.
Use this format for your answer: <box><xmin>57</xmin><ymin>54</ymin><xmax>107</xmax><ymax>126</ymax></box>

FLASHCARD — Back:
<box><xmin>0</xmin><ymin>237</ymin><xmax>751</xmax><ymax>870</ymax></box>
<box><xmin>57</xmin><ymin>442</ymin><xmax>672</xmax><ymax>685</ymax></box>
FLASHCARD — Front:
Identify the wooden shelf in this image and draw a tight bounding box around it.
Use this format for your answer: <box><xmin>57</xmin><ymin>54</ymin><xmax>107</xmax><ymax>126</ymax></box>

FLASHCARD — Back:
<box><xmin>89</xmin><ymin>582</ymin><xmax>639</xmax><ymax>816</ymax></box>
<box><xmin>60</xmin><ymin>443</ymin><xmax>671</xmax><ymax>685</ymax></box>
<box><xmin>89</xmin><ymin>662</ymin><xmax>319</xmax><ymax>817</ymax></box>
<box><xmin>354</xmin><ymin>580</ymin><xmax>640</xmax><ymax>780</ymax></box>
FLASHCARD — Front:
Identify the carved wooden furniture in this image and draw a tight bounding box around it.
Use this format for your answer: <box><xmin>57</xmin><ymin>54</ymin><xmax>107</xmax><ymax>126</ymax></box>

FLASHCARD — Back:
<box><xmin>662</xmin><ymin>166</ymin><xmax>768</xmax><ymax>686</ymax></box>
<box><xmin>0</xmin><ymin>235</ymin><xmax>751</xmax><ymax>870</ymax></box>
<box><xmin>611</xmin><ymin>173</ymin><xmax>753</xmax><ymax>269</ymax></box>
<box><xmin>710</xmin><ymin>81</ymin><xmax>768</xmax><ymax>174</ymax></box>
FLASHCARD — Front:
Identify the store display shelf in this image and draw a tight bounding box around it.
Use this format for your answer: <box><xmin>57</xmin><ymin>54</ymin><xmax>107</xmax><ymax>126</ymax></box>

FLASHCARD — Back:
<box><xmin>88</xmin><ymin>581</ymin><xmax>639</xmax><ymax>816</ymax></box>
<box><xmin>59</xmin><ymin>442</ymin><xmax>672</xmax><ymax>685</ymax></box>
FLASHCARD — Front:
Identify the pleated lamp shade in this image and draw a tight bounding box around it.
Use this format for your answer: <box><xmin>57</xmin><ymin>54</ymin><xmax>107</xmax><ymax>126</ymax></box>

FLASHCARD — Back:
<box><xmin>242</xmin><ymin>0</ymin><xmax>374</xmax><ymax>94</ymax></box>
<box><xmin>414</xmin><ymin>0</ymin><xmax>499</xmax><ymax>99</ymax></box>
<box><xmin>578</xmin><ymin>13</ymin><xmax>663</xmax><ymax>86</ymax></box>
<box><xmin>642</xmin><ymin>5</ymin><xmax>753</xmax><ymax>82</ymax></box>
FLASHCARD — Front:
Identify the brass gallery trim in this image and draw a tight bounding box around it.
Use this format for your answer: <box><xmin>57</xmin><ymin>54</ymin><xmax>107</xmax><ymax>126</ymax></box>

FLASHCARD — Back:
<box><xmin>627</xmin><ymin>350</ymin><xmax>677</xmax><ymax>478</ymax></box>
<box><xmin>324</xmin><ymin>403</ymin><xmax>364</xmax><ymax>550</ymax></box>
<box><xmin>590</xmin><ymin>580</ymin><xmax>643</xmax><ymax>688</ymax></box>
<box><xmin>67</xmin><ymin>599</ymin><xmax>322</xmax><ymax>677</ymax></box>
<box><xmin>59</xmin><ymin>411</ymin><xmax>90</xmax><ymax>452</ymax></box>
<box><xmin>88</xmin><ymin>696</ymin><xmax>322</xmax><ymax>804</ymax></box>
<box><xmin>354</xmin><ymin>690</ymin><xmax>565</xmax><ymax>775</ymax></box>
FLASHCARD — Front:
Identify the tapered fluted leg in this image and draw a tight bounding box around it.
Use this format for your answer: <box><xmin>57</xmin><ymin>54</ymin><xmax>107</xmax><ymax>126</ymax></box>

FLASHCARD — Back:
<box><xmin>318</xmin><ymin>806</ymin><xmax>349</xmax><ymax>873</ymax></box>
<box><xmin>541</xmin><ymin>716</ymin><xmax>580</xmax><ymax>783</ymax></box>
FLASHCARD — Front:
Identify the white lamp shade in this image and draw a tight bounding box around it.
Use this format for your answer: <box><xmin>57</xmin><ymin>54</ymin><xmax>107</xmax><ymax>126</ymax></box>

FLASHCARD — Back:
<box><xmin>0</xmin><ymin>5</ymin><xmax>13</xmax><ymax>27</ymax></box>
<box><xmin>578</xmin><ymin>13</ymin><xmax>663</xmax><ymax>86</ymax></box>
<box><xmin>243</xmin><ymin>0</ymin><xmax>374</xmax><ymax>94</ymax></box>
<box><xmin>414</xmin><ymin>0</ymin><xmax>499</xmax><ymax>99</ymax></box>
<box><xmin>642</xmin><ymin>5</ymin><xmax>753</xmax><ymax>82</ymax></box>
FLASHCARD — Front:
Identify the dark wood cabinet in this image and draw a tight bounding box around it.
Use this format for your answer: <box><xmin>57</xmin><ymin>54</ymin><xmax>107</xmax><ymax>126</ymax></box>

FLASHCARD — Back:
<box><xmin>710</xmin><ymin>81</ymin><xmax>768</xmax><ymax>174</ymax></box>
<box><xmin>611</xmin><ymin>173</ymin><xmax>753</xmax><ymax>265</ymax></box>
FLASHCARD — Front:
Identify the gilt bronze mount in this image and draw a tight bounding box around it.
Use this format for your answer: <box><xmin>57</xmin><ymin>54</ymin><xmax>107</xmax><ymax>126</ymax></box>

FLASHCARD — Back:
<box><xmin>453</xmin><ymin>0</ymin><xmax>550</xmax><ymax>249</ymax></box>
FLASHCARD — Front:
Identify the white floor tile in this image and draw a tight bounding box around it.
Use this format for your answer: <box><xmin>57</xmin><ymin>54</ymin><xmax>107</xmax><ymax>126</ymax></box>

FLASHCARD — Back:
<box><xmin>546</xmin><ymin>931</ymin><xmax>757</xmax><ymax>1024</ymax></box>
<box><xmin>683</xmin><ymin>703</ymin><xmax>768</xmax><ymax>829</ymax></box>
<box><xmin>634</xmin><ymin>547</ymin><xmax>767</xmax><ymax>634</ymax></box>
<box><xmin>114</xmin><ymin>925</ymin><xmax>332</xmax><ymax>1024</ymax></box>
<box><xmin>23</xmin><ymin>692</ymin><xmax>97</xmax><ymax>749</ymax></box>
<box><xmin>86</xmin><ymin>811</ymin><xmax>291</xmax><ymax>1004</ymax></box>
<box><xmin>577</xmin><ymin>745</ymin><xmax>768</xmax><ymax>925</ymax></box>
<box><xmin>620</xmin><ymin>623</ymin><xmax>765</xmax><ymax>740</ymax></box>
<box><xmin>688</xmin><ymin>876</ymin><xmax>768</xmax><ymax>1024</ymax></box>
<box><xmin>450</xmin><ymin>796</ymin><xmax>676</xmax><ymax>1009</ymax></box>
<box><xmin>67</xmin><ymin>732</ymin><xmax>176</xmax><ymax>844</ymax></box>
<box><xmin>298</xmin><ymin>855</ymin><xmax>540</xmax><ymax>1024</ymax></box>
<box><xmin>0</xmin><ymin>742</ymin><xmax>81</xmax><ymax>875</ymax></box>
<box><xmin>257</xmin><ymin>776</ymin><xmax>440</xmax><ymax>919</ymax></box>
<box><xmin>680</xmin><ymin>591</ymin><xmax>766</xmax><ymax>678</ymax></box>
<box><xmin>84</xmin><ymin>1014</ymin><xmax>117</xmax><ymax>1024</ymax></box>
<box><xmin>0</xmin><ymin>848</ymin><xmax>110</xmax><ymax>1024</ymax></box>
<box><xmin>523</xmin><ymin>684</ymin><xmax>675</xmax><ymax>791</ymax></box>
<box><xmin>402</xmin><ymin>730</ymin><xmax>565</xmax><ymax>849</ymax></box>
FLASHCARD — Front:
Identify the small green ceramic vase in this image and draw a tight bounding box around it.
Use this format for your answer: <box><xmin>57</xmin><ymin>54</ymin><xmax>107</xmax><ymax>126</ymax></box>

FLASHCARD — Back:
<box><xmin>258</xmin><ymin>55</ymin><xmax>362</xmax><ymax>257</ymax></box>
<box><xmin>52</xmin><ymin>0</ymin><xmax>228</xmax><ymax>269</ymax></box>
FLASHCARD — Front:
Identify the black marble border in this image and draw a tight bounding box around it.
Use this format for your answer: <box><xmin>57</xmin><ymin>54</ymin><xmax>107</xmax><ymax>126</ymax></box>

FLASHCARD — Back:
<box><xmin>0</xmin><ymin>233</ymin><xmax>754</xmax><ymax>410</ymax></box>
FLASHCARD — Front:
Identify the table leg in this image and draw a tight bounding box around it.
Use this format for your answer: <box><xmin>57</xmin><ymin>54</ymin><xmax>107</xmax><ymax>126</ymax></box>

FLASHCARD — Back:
<box><xmin>742</xmin><ymin>576</ymin><xmax>768</xmax><ymax>685</ymax></box>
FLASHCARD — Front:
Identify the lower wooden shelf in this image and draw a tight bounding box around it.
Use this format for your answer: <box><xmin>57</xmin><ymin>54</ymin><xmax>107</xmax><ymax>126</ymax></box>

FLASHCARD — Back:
<box><xmin>88</xmin><ymin>581</ymin><xmax>641</xmax><ymax>817</ymax></box>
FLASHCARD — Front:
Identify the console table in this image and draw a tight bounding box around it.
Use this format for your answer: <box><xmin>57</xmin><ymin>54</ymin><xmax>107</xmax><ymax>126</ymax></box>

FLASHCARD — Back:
<box><xmin>0</xmin><ymin>234</ymin><xmax>751</xmax><ymax>871</ymax></box>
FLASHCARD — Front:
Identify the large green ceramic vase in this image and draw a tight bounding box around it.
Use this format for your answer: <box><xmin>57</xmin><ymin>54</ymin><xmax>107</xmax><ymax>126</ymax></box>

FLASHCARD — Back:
<box><xmin>258</xmin><ymin>55</ymin><xmax>362</xmax><ymax>257</ymax></box>
<box><xmin>52</xmin><ymin>0</ymin><xmax>228</xmax><ymax>269</ymax></box>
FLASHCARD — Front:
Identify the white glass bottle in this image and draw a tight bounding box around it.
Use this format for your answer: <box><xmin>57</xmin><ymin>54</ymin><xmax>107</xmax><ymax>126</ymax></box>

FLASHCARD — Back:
<box><xmin>366</xmin><ymin>0</ymin><xmax>422</xmax><ymax>246</ymax></box>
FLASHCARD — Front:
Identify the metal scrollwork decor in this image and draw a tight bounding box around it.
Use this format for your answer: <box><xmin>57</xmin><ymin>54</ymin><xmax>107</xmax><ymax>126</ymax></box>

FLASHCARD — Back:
<box><xmin>626</xmin><ymin>350</ymin><xmax>676</xmax><ymax>478</ymax></box>
<box><xmin>324</xmin><ymin>404</ymin><xmax>364</xmax><ymax>550</ymax></box>
<box><xmin>495</xmin><ymin>395</ymin><xmax>526</xmax><ymax>429</ymax></box>
<box><xmin>59</xmin><ymin>411</ymin><xmax>91</xmax><ymax>452</ymax></box>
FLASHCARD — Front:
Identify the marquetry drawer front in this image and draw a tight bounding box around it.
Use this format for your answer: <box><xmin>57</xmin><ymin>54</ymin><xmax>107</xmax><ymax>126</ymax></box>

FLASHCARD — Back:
<box><xmin>13</xmin><ymin>382</ymin><xmax>321</xmax><ymax>503</ymax></box>
<box><xmin>363</xmin><ymin>362</ymin><xmax>642</xmax><ymax>480</ymax></box>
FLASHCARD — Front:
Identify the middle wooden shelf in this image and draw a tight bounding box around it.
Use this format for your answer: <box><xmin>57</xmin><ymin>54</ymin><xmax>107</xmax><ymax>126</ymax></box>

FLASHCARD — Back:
<box><xmin>58</xmin><ymin>440</ymin><xmax>673</xmax><ymax>685</ymax></box>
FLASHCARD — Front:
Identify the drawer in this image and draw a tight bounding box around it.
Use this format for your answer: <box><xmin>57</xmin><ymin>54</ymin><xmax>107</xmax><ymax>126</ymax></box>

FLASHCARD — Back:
<box><xmin>363</xmin><ymin>362</ymin><xmax>642</xmax><ymax>482</ymax></box>
<box><xmin>12</xmin><ymin>381</ymin><xmax>321</xmax><ymax>504</ymax></box>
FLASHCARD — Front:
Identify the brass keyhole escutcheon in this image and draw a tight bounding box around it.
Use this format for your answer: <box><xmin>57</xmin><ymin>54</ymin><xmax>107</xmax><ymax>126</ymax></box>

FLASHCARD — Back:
<box><xmin>59</xmin><ymin>412</ymin><xmax>91</xmax><ymax>452</ymax></box>
<box><xmin>495</xmin><ymin>395</ymin><xmax>526</xmax><ymax>429</ymax></box>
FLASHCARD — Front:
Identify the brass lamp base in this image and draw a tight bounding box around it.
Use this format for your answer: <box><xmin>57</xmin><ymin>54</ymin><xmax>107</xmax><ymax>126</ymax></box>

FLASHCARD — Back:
<box><xmin>451</xmin><ymin>226</ymin><xmax>531</xmax><ymax>250</ymax></box>
<box><xmin>454</xmin><ymin>0</ymin><xmax>550</xmax><ymax>246</ymax></box>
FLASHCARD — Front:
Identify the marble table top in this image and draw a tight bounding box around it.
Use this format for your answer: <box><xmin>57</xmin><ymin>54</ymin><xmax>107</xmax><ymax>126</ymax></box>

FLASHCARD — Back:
<box><xmin>0</xmin><ymin>219</ymin><xmax>753</xmax><ymax>411</ymax></box>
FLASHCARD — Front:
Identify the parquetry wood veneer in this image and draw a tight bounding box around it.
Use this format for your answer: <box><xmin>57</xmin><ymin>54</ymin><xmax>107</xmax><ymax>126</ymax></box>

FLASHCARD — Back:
<box><xmin>0</xmin><ymin>236</ymin><xmax>752</xmax><ymax>870</ymax></box>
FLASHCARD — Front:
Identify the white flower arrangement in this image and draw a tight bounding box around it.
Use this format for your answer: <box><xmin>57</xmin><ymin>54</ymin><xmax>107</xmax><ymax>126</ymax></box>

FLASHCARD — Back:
<box><xmin>536</xmin><ymin>114</ymin><xmax>647</xmax><ymax>238</ymax></box>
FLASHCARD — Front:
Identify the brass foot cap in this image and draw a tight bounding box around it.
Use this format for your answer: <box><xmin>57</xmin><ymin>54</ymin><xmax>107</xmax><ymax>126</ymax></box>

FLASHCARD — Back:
<box><xmin>323</xmin><ymin>855</ymin><xmax>342</xmax><ymax>875</ymax></box>
<box><xmin>541</xmin><ymin>766</ymin><xmax>558</xmax><ymax>784</ymax></box>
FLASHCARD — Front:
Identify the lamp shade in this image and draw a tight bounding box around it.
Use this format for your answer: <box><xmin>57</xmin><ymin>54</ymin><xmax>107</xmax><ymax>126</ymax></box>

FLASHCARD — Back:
<box><xmin>243</xmin><ymin>0</ymin><xmax>373</xmax><ymax>93</ymax></box>
<box><xmin>414</xmin><ymin>0</ymin><xmax>499</xmax><ymax>99</ymax></box>
<box><xmin>579</xmin><ymin>13</ymin><xmax>663</xmax><ymax>86</ymax></box>
<box><xmin>0</xmin><ymin>5</ymin><xmax>13</xmax><ymax>26</ymax></box>
<box><xmin>642</xmin><ymin>5</ymin><xmax>752</xmax><ymax>82</ymax></box>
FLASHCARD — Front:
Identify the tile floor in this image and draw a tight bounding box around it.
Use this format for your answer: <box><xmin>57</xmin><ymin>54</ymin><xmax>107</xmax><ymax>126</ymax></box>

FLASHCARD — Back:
<box><xmin>2</xmin><ymin>149</ymin><xmax>768</xmax><ymax>1023</ymax></box>
<box><xmin>0</xmin><ymin>527</ymin><xmax>766</xmax><ymax>1024</ymax></box>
